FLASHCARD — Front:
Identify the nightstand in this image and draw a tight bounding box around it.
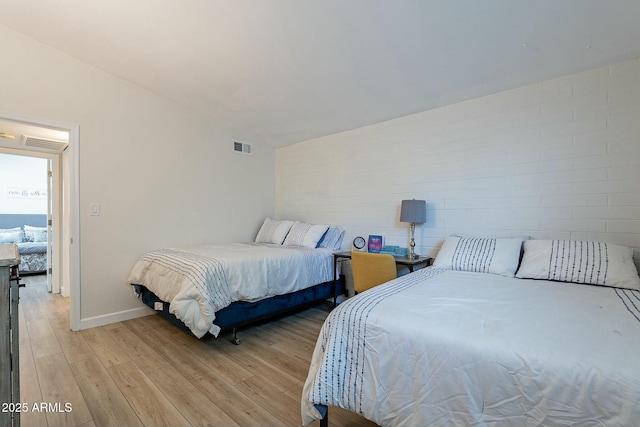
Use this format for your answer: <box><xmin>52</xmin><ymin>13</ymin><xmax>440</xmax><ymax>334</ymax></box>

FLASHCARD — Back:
<box><xmin>332</xmin><ymin>251</ymin><xmax>433</xmax><ymax>295</ymax></box>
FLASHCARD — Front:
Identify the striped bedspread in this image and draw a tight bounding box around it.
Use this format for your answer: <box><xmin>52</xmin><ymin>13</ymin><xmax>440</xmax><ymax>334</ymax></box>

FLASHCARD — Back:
<box><xmin>128</xmin><ymin>243</ymin><xmax>333</xmax><ymax>338</ymax></box>
<box><xmin>138</xmin><ymin>248</ymin><xmax>234</xmax><ymax>313</ymax></box>
<box><xmin>302</xmin><ymin>267</ymin><xmax>640</xmax><ymax>426</ymax></box>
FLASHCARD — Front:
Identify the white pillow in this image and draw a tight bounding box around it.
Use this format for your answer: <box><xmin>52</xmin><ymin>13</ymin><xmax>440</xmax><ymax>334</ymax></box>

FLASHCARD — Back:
<box><xmin>254</xmin><ymin>218</ymin><xmax>294</xmax><ymax>245</ymax></box>
<box><xmin>282</xmin><ymin>221</ymin><xmax>329</xmax><ymax>249</ymax></box>
<box><xmin>0</xmin><ymin>227</ymin><xmax>24</xmax><ymax>244</ymax></box>
<box><xmin>24</xmin><ymin>225</ymin><xmax>47</xmax><ymax>242</ymax></box>
<box><xmin>434</xmin><ymin>236</ymin><xmax>525</xmax><ymax>277</ymax></box>
<box><xmin>516</xmin><ymin>240</ymin><xmax>640</xmax><ymax>290</ymax></box>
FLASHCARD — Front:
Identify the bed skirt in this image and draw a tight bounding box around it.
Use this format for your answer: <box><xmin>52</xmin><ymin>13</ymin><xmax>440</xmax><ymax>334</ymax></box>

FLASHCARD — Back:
<box><xmin>133</xmin><ymin>277</ymin><xmax>345</xmax><ymax>336</ymax></box>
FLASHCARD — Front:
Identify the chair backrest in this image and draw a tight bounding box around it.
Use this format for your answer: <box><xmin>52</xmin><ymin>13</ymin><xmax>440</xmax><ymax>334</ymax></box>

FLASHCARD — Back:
<box><xmin>351</xmin><ymin>251</ymin><xmax>397</xmax><ymax>294</ymax></box>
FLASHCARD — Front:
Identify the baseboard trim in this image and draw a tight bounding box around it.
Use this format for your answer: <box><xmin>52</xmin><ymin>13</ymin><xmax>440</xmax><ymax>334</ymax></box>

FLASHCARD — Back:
<box><xmin>79</xmin><ymin>305</ymin><xmax>155</xmax><ymax>330</ymax></box>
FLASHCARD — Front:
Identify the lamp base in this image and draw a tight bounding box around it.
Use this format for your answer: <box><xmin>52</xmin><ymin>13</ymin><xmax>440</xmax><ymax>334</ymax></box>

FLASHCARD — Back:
<box><xmin>408</xmin><ymin>225</ymin><xmax>418</xmax><ymax>260</ymax></box>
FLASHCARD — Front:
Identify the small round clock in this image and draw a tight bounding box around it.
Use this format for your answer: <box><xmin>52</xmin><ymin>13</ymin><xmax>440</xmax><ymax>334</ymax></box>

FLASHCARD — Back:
<box><xmin>353</xmin><ymin>236</ymin><xmax>366</xmax><ymax>250</ymax></box>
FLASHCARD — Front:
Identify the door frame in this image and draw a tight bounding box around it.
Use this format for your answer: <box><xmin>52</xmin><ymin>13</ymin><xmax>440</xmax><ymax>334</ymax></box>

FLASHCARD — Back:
<box><xmin>1</xmin><ymin>149</ymin><xmax>61</xmax><ymax>294</ymax></box>
<box><xmin>0</xmin><ymin>111</ymin><xmax>80</xmax><ymax>331</ymax></box>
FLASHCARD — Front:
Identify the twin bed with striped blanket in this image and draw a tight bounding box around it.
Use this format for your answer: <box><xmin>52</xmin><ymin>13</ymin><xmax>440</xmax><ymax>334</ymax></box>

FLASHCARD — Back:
<box><xmin>127</xmin><ymin>242</ymin><xmax>338</xmax><ymax>339</ymax></box>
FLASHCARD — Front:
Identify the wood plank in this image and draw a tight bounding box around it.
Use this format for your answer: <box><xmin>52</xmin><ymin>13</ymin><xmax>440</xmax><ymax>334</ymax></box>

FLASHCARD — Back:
<box><xmin>278</xmin><ymin>313</ymin><xmax>327</xmax><ymax>342</ymax></box>
<box><xmin>297</xmin><ymin>305</ymin><xmax>333</xmax><ymax>322</ymax></box>
<box><xmin>105</xmin><ymin>325</ymin><xmax>169</xmax><ymax>374</ymax></box>
<box><xmin>34</xmin><ymin>352</ymin><xmax>93</xmax><ymax>427</ymax></box>
<box><xmin>17</xmin><ymin>317</ymin><xmax>48</xmax><ymax>427</ymax></box>
<box><xmin>235</xmin><ymin>373</ymin><xmax>305</xmax><ymax>426</ymax></box>
<box><xmin>25</xmin><ymin>316</ymin><xmax>63</xmax><ymax>359</ymax></box>
<box><xmin>132</xmin><ymin>326</ymin><xmax>213</xmax><ymax>380</ymax></box>
<box><xmin>237</xmin><ymin>329</ymin><xmax>317</xmax><ymax>380</ymax></box>
<box><xmin>146</xmin><ymin>364</ymin><xmax>241</xmax><ymax>427</ymax></box>
<box><xmin>70</xmin><ymin>356</ymin><xmax>143</xmax><ymax>427</ymax></box>
<box><xmin>81</xmin><ymin>326</ymin><xmax>131</xmax><ymax>368</ymax></box>
<box><xmin>52</xmin><ymin>321</ymin><xmax>95</xmax><ymax>364</ymax></box>
<box><xmin>18</xmin><ymin>297</ymin><xmax>30</xmax><ymax>347</ymax></box>
<box><xmin>253</xmin><ymin>321</ymin><xmax>319</xmax><ymax>358</ymax></box>
<box><xmin>191</xmin><ymin>370</ymin><xmax>284</xmax><ymax>427</ymax></box>
<box><xmin>107</xmin><ymin>361</ymin><xmax>189</xmax><ymax>427</ymax></box>
<box><xmin>121</xmin><ymin>312</ymin><xmax>167</xmax><ymax>333</ymax></box>
<box><xmin>41</xmin><ymin>293</ymin><xmax>70</xmax><ymax>324</ymax></box>
<box><xmin>18</xmin><ymin>288</ymin><xmax>43</xmax><ymax>320</ymax></box>
<box><xmin>226</xmin><ymin>348</ymin><xmax>301</xmax><ymax>393</ymax></box>
<box><xmin>169</xmin><ymin>330</ymin><xmax>254</xmax><ymax>385</ymax></box>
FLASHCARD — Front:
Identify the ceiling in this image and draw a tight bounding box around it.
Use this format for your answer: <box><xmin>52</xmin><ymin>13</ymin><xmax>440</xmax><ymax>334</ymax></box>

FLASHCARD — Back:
<box><xmin>1</xmin><ymin>1</ymin><xmax>640</xmax><ymax>148</ymax></box>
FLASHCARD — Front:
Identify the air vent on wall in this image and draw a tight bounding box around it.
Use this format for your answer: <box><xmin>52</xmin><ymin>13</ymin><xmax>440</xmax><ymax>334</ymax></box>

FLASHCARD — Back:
<box><xmin>20</xmin><ymin>135</ymin><xmax>68</xmax><ymax>153</ymax></box>
<box><xmin>233</xmin><ymin>141</ymin><xmax>252</xmax><ymax>155</ymax></box>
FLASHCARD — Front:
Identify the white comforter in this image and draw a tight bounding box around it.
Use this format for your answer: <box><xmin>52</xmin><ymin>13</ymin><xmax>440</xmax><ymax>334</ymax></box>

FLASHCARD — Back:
<box><xmin>127</xmin><ymin>243</ymin><xmax>333</xmax><ymax>338</ymax></box>
<box><xmin>302</xmin><ymin>267</ymin><xmax>640</xmax><ymax>426</ymax></box>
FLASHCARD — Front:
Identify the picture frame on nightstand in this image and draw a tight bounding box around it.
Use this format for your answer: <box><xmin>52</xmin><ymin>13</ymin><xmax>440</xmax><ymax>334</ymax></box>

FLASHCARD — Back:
<box><xmin>367</xmin><ymin>235</ymin><xmax>383</xmax><ymax>253</ymax></box>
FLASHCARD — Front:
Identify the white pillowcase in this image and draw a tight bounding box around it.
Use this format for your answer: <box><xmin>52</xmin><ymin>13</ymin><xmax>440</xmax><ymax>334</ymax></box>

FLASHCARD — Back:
<box><xmin>434</xmin><ymin>236</ymin><xmax>525</xmax><ymax>277</ymax></box>
<box><xmin>516</xmin><ymin>240</ymin><xmax>640</xmax><ymax>290</ymax></box>
<box><xmin>24</xmin><ymin>225</ymin><xmax>47</xmax><ymax>242</ymax></box>
<box><xmin>0</xmin><ymin>227</ymin><xmax>24</xmax><ymax>244</ymax></box>
<box><xmin>282</xmin><ymin>221</ymin><xmax>329</xmax><ymax>249</ymax></box>
<box><xmin>254</xmin><ymin>218</ymin><xmax>294</xmax><ymax>245</ymax></box>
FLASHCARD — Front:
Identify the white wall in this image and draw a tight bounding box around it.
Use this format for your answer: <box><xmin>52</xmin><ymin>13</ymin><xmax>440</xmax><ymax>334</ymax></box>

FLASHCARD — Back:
<box><xmin>276</xmin><ymin>58</ymin><xmax>640</xmax><ymax>258</ymax></box>
<box><xmin>0</xmin><ymin>25</ymin><xmax>275</xmax><ymax>324</ymax></box>
<box><xmin>0</xmin><ymin>153</ymin><xmax>48</xmax><ymax>214</ymax></box>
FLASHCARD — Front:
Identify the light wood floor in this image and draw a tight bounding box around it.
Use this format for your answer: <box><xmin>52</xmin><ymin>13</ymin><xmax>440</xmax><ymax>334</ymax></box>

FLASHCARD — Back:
<box><xmin>18</xmin><ymin>275</ymin><xmax>378</xmax><ymax>427</ymax></box>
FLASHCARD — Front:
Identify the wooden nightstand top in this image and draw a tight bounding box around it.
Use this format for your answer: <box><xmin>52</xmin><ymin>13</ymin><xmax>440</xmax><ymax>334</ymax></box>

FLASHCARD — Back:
<box><xmin>333</xmin><ymin>251</ymin><xmax>432</xmax><ymax>267</ymax></box>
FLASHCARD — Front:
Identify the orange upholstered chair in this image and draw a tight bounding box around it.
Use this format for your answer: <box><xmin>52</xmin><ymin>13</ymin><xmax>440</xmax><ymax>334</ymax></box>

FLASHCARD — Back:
<box><xmin>351</xmin><ymin>251</ymin><xmax>397</xmax><ymax>294</ymax></box>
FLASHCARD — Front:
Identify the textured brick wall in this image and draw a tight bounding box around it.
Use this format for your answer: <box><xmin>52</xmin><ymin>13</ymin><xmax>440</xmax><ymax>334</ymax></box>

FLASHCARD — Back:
<box><xmin>276</xmin><ymin>58</ymin><xmax>640</xmax><ymax>258</ymax></box>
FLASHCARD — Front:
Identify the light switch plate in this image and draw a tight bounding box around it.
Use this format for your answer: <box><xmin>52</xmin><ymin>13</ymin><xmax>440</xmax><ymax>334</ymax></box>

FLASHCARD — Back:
<box><xmin>90</xmin><ymin>203</ymin><xmax>100</xmax><ymax>216</ymax></box>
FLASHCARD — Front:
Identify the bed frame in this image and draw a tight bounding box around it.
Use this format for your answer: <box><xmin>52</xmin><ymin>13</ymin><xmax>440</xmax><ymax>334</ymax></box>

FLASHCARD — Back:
<box><xmin>134</xmin><ymin>276</ymin><xmax>345</xmax><ymax>343</ymax></box>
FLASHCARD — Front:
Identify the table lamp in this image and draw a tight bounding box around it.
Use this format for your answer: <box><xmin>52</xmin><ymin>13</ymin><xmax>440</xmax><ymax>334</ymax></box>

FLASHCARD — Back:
<box><xmin>400</xmin><ymin>199</ymin><xmax>426</xmax><ymax>260</ymax></box>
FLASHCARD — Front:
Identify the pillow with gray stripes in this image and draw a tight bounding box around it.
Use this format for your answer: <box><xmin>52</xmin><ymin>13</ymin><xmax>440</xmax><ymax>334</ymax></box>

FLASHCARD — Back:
<box><xmin>515</xmin><ymin>240</ymin><xmax>640</xmax><ymax>290</ymax></box>
<box><xmin>434</xmin><ymin>236</ymin><xmax>525</xmax><ymax>277</ymax></box>
<box><xmin>282</xmin><ymin>221</ymin><xmax>329</xmax><ymax>249</ymax></box>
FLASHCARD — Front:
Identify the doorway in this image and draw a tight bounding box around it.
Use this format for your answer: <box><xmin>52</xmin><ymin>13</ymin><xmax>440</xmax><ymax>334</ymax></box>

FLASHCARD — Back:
<box><xmin>0</xmin><ymin>113</ymin><xmax>80</xmax><ymax>330</ymax></box>
<box><xmin>0</xmin><ymin>154</ymin><xmax>53</xmax><ymax>293</ymax></box>
<box><xmin>0</xmin><ymin>152</ymin><xmax>61</xmax><ymax>293</ymax></box>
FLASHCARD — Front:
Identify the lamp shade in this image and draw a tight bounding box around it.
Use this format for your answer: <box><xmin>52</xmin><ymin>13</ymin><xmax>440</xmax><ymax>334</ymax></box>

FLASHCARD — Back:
<box><xmin>400</xmin><ymin>199</ymin><xmax>426</xmax><ymax>224</ymax></box>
